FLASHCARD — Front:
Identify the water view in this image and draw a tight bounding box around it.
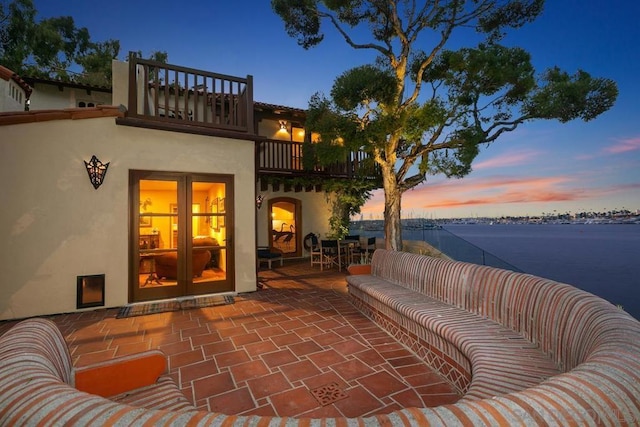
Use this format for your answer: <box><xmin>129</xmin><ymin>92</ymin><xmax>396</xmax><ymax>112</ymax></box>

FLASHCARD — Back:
<box><xmin>351</xmin><ymin>222</ymin><xmax>640</xmax><ymax>320</ymax></box>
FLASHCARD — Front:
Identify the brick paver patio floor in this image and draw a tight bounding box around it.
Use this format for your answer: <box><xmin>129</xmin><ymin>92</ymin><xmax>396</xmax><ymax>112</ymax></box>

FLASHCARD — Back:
<box><xmin>0</xmin><ymin>259</ymin><xmax>460</xmax><ymax>418</ymax></box>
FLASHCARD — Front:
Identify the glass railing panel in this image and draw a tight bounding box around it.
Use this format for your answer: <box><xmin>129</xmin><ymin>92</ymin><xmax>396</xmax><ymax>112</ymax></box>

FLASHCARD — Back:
<box><xmin>349</xmin><ymin>219</ymin><xmax>522</xmax><ymax>272</ymax></box>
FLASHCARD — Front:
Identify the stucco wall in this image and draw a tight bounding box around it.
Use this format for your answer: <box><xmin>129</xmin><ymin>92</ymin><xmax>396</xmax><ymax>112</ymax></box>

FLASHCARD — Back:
<box><xmin>258</xmin><ymin>119</ymin><xmax>290</xmax><ymax>141</ymax></box>
<box><xmin>28</xmin><ymin>83</ymin><xmax>111</xmax><ymax>110</ymax></box>
<box><xmin>0</xmin><ymin>79</ymin><xmax>26</xmax><ymax>112</ymax></box>
<box><xmin>0</xmin><ymin>116</ymin><xmax>256</xmax><ymax>320</ymax></box>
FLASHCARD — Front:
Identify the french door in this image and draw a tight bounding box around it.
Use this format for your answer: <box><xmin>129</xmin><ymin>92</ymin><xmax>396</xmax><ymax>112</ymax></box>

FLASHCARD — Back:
<box><xmin>130</xmin><ymin>170</ymin><xmax>234</xmax><ymax>302</ymax></box>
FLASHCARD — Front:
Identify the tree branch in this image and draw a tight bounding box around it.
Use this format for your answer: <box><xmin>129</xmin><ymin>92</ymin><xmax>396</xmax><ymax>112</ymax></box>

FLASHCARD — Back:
<box><xmin>483</xmin><ymin>115</ymin><xmax>532</xmax><ymax>142</ymax></box>
<box><xmin>400</xmin><ymin>174</ymin><xmax>426</xmax><ymax>191</ymax></box>
<box><xmin>403</xmin><ymin>2</ymin><xmax>460</xmax><ymax>108</ymax></box>
<box><xmin>319</xmin><ymin>10</ymin><xmax>391</xmax><ymax>57</ymax></box>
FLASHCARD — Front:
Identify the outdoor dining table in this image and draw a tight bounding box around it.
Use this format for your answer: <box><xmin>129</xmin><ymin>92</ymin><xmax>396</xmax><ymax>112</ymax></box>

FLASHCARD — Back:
<box><xmin>342</xmin><ymin>236</ymin><xmax>361</xmax><ymax>265</ymax></box>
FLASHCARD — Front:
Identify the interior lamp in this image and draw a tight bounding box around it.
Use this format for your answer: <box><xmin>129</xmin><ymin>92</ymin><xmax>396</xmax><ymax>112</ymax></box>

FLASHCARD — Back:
<box><xmin>84</xmin><ymin>155</ymin><xmax>110</xmax><ymax>190</ymax></box>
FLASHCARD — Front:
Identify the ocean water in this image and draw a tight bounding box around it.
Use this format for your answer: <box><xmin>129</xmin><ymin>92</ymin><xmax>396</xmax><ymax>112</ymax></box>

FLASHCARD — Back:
<box><xmin>442</xmin><ymin>224</ymin><xmax>640</xmax><ymax>320</ymax></box>
<box><xmin>353</xmin><ymin>223</ymin><xmax>639</xmax><ymax>320</ymax></box>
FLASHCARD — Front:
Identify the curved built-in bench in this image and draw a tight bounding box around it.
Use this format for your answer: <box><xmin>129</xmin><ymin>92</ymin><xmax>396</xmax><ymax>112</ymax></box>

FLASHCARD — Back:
<box><xmin>1</xmin><ymin>249</ymin><xmax>639</xmax><ymax>425</ymax></box>
<box><xmin>346</xmin><ymin>250</ymin><xmax>564</xmax><ymax>399</ymax></box>
<box><xmin>346</xmin><ymin>250</ymin><xmax>640</xmax><ymax>422</ymax></box>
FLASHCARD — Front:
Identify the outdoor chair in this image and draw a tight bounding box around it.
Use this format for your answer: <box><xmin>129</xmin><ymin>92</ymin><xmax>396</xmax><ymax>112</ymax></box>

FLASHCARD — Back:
<box><xmin>321</xmin><ymin>239</ymin><xmax>345</xmax><ymax>271</ymax></box>
<box><xmin>309</xmin><ymin>234</ymin><xmax>324</xmax><ymax>269</ymax></box>
<box><xmin>350</xmin><ymin>236</ymin><xmax>376</xmax><ymax>264</ymax></box>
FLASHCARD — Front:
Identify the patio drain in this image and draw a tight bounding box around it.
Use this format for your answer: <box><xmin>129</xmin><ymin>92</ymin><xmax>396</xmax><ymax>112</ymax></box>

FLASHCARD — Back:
<box><xmin>309</xmin><ymin>382</ymin><xmax>348</xmax><ymax>406</ymax></box>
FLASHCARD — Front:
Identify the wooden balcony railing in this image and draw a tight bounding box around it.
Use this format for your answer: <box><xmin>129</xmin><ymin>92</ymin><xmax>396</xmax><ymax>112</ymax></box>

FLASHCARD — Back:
<box><xmin>123</xmin><ymin>54</ymin><xmax>376</xmax><ymax>181</ymax></box>
<box><xmin>257</xmin><ymin>139</ymin><xmax>378</xmax><ymax>180</ymax></box>
<box><xmin>126</xmin><ymin>53</ymin><xmax>253</xmax><ymax>133</ymax></box>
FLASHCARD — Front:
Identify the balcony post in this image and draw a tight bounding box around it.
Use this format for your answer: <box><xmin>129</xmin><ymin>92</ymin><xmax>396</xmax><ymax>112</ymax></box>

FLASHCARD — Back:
<box><xmin>127</xmin><ymin>53</ymin><xmax>138</xmax><ymax>118</ymax></box>
<box><xmin>245</xmin><ymin>75</ymin><xmax>254</xmax><ymax>129</ymax></box>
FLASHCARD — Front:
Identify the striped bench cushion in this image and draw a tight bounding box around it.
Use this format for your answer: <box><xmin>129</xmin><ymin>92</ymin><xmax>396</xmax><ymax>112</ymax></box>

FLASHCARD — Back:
<box><xmin>348</xmin><ymin>277</ymin><xmax>560</xmax><ymax>399</ymax></box>
<box><xmin>112</xmin><ymin>375</ymin><xmax>194</xmax><ymax>411</ymax></box>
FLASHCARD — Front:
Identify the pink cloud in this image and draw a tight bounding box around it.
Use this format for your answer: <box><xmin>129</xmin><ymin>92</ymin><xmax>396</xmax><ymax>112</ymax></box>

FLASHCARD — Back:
<box><xmin>473</xmin><ymin>149</ymin><xmax>542</xmax><ymax>170</ymax></box>
<box><xmin>410</xmin><ymin>175</ymin><xmax>585</xmax><ymax>208</ymax></box>
<box><xmin>422</xmin><ymin>188</ymin><xmax>588</xmax><ymax>208</ymax></box>
<box><xmin>603</xmin><ymin>137</ymin><xmax>640</xmax><ymax>154</ymax></box>
<box><xmin>360</xmin><ymin>175</ymin><xmax>640</xmax><ymax>217</ymax></box>
<box><xmin>608</xmin><ymin>182</ymin><xmax>640</xmax><ymax>192</ymax></box>
<box><xmin>572</xmin><ymin>136</ymin><xmax>640</xmax><ymax>161</ymax></box>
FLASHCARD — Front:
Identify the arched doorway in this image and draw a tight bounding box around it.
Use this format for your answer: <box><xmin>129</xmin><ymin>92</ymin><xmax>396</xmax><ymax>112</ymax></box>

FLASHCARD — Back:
<box><xmin>268</xmin><ymin>197</ymin><xmax>302</xmax><ymax>258</ymax></box>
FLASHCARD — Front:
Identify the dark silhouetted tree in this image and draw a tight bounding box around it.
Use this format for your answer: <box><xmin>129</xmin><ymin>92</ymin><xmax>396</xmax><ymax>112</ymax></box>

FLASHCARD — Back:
<box><xmin>1</xmin><ymin>0</ymin><xmax>165</xmax><ymax>86</ymax></box>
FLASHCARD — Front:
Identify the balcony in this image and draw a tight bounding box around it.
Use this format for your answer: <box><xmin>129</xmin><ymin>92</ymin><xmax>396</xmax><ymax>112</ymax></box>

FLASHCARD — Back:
<box><xmin>119</xmin><ymin>54</ymin><xmax>378</xmax><ymax>184</ymax></box>
<box><xmin>257</xmin><ymin>139</ymin><xmax>379</xmax><ymax>186</ymax></box>
<box><xmin>122</xmin><ymin>53</ymin><xmax>254</xmax><ymax>138</ymax></box>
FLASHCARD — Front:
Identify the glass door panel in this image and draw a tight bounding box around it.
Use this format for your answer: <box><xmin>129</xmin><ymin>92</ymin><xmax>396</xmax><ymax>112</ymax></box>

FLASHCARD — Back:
<box><xmin>189</xmin><ymin>178</ymin><xmax>233</xmax><ymax>294</ymax></box>
<box><xmin>270</xmin><ymin>198</ymin><xmax>301</xmax><ymax>257</ymax></box>
<box><xmin>135</xmin><ymin>176</ymin><xmax>183</xmax><ymax>301</ymax></box>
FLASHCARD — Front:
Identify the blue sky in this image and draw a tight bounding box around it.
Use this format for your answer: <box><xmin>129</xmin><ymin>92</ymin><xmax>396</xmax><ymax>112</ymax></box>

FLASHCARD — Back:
<box><xmin>35</xmin><ymin>0</ymin><xmax>640</xmax><ymax>219</ymax></box>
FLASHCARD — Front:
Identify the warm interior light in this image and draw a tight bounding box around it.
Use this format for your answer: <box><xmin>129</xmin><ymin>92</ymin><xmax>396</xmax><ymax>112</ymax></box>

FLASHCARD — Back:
<box><xmin>292</xmin><ymin>127</ymin><xmax>305</xmax><ymax>143</ymax></box>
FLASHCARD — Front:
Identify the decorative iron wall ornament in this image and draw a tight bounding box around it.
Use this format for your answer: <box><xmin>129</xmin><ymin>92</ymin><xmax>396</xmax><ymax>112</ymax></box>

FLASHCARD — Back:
<box><xmin>84</xmin><ymin>155</ymin><xmax>110</xmax><ymax>189</ymax></box>
<box><xmin>256</xmin><ymin>194</ymin><xmax>264</xmax><ymax>209</ymax></box>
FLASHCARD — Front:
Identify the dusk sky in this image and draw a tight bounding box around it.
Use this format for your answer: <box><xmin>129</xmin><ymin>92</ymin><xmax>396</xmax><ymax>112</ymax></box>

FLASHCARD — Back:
<box><xmin>35</xmin><ymin>1</ymin><xmax>640</xmax><ymax>219</ymax></box>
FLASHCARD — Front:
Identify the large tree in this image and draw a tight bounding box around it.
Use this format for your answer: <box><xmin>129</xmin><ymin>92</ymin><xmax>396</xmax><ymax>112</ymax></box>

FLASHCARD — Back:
<box><xmin>272</xmin><ymin>0</ymin><xmax>618</xmax><ymax>250</ymax></box>
<box><xmin>0</xmin><ymin>0</ymin><xmax>36</xmax><ymax>71</ymax></box>
<box><xmin>1</xmin><ymin>0</ymin><xmax>168</xmax><ymax>86</ymax></box>
<box><xmin>1</xmin><ymin>0</ymin><xmax>90</xmax><ymax>78</ymax></box>
<box><xmin>1</xmin><ymin>0</ymin><xmax>121</xmax><ymax>85</ymax></box>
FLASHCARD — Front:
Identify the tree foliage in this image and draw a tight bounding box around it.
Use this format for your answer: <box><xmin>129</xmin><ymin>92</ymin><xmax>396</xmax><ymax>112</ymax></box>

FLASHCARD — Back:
<box><xmin>0</xmin><ymin>0</ymin><xmax>35</xmax><ymax>71</ymax></box>
<box><xmin>324</xmin><ymin>179</ymin><xmax>375</xmax><ymax>239</ymax></box>
<box><xmin>75</xmin><ymin>39</ymin><xmax>121</xmax><ymax>86</ymax></box>
<box><xmin>0</xmin><ymin>0</ymin><xmax>164</xmax><ymax>86</ymax></box>
<box><xmin>2</xmin><ymin>0</ymin><xmax>94</xmax><ymax>80</ymax></box>
<box><xmin>272</xmin><ymin>0</ymin><xmax>618</xmax><ymax>250</ymax></box>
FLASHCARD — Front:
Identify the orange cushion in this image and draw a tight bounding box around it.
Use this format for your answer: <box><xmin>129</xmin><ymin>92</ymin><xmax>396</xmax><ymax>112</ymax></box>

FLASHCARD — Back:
<box><xmin>347</xmin><ymin>264</ymin><xmax>371</xmax><ymax>275</ymax></box>
<box><xmin>74</xmin><ymin>352</ymin><xmax>166</xmax><ymax>397</ymax></box>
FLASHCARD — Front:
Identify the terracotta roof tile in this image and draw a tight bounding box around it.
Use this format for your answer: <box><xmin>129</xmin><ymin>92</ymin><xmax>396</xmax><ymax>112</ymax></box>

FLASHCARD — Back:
<box><xmin>0</xmin><ymin>65</ymin><xmax>33</xmax><ymax>97</ymax></box>
<box><xmin>254</xmin><ymin>101</ymin><xmax>306</xmax><ymax>115</ymax></box>
<box><xmin>24</xmin><ymin>75</ymin><xmax>112</xmax><ymax>93</ymax></box>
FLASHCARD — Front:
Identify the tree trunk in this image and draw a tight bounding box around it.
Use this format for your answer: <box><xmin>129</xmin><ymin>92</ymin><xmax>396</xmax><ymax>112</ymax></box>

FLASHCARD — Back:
<box><xmin>382</xmin><ymin>168</ymin><xmax>403</xmax><ymax>251</ymax></box>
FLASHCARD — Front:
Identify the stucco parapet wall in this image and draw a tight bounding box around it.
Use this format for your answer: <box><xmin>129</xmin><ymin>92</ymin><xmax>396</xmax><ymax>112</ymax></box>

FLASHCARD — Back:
<box><xmin>0</xmin><ymin>105</ymin><xmax>124</xmax><ymax>126</ymax></box>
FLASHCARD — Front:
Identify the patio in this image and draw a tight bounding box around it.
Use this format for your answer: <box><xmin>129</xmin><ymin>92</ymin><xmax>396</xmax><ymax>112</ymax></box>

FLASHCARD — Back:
<box><xmin>0</xmin><ymin>259</ymin><xmax>459</xmax><ymax>419</ymax></box>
